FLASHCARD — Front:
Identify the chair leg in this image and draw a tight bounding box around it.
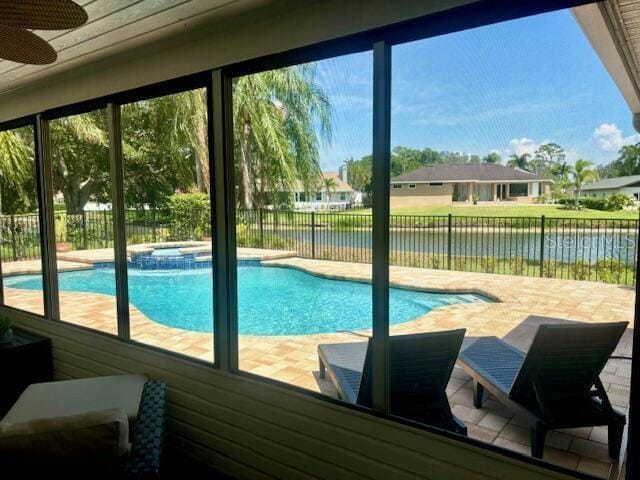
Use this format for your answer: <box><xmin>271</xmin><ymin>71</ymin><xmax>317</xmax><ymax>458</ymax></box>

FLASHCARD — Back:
<box><xmin>451</xmin><ymin>416</ymin><xmax>468</xmax><ymax>437</ymax></box>
<box><xmin>472</xmin><ymin>379</ymin><xmax>484</xmax><ymax>408</ymax></box>
<box><xmin>608</xmin><ymin>414</ymin><xmax>625</xmax><ymax>459</ymax></box>
<box><xmin>319</xmin><ymin>358</ymin><xmax>326</xmax><ymax>379</ymax></box>
<box><xmin>530</xmin><ymin>420</ymin><xmax>547</xmax><ymax>459</ymax></box>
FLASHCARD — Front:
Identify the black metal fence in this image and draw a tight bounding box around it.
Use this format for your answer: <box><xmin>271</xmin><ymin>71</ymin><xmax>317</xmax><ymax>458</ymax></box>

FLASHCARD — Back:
<box><xmin>237</xmin><ymin>210</ymin><xmax>639</xmax><ymax>285</ymax></box>
<box><xmin>1</xmin><ymin>209</ymin><xmax>638</xmax><ymax>285</ymax></box>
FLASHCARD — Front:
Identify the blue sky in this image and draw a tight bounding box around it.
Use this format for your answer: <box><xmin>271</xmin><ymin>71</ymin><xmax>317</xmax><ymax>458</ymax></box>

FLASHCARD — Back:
<box><xmin>315</xmin><ymin>9</ymin><xmax>638</xmax><ymax>171</ymax></box>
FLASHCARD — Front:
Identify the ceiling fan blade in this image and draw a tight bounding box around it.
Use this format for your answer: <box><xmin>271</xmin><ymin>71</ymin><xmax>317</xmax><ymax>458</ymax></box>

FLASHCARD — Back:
<box><xmin>0</xmin><ymin>26</ymin><xmax>56</xmax><ymax>65</ymax></box>
<box><xmin>0</xmin><ymin>0</ymin><xmax>88</xmax><ymax>30</ymax></box>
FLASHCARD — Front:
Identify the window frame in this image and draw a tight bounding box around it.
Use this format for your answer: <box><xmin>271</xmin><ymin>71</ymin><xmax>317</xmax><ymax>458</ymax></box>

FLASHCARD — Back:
<box><xmin>0</xmin><ymin>116</ymin><xmax>50</xmax><ymax>316</ymax></box>
<box><xmin>0</xmin><ymin>1</ymin><xmax>635</xmax><ymax>479</ymax></box>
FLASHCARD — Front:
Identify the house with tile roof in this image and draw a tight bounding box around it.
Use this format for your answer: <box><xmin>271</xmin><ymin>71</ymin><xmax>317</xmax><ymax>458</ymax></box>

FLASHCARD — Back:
<box><xmin>390</xmin><ymin>163</ymin><xmax>552</xmax><ymax>207</ymax></box>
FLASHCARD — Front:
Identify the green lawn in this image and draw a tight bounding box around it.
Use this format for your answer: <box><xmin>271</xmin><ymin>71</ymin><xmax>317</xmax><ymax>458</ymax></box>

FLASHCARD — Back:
<box><xmin>347</xmin><ymin>204</ymin><xmax>640</xmax><ymax>220</ymax></box>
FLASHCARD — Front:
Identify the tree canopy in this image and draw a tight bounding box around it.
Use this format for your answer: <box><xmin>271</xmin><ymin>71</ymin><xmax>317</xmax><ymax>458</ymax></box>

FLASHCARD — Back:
<box><xmin>233</xmin><ymin>64</ymin><xmax>331</xmax><ymax>209</ymax></box>
<box><xmin>0</xmin><ymin>127</ymin><xmax>36</xmax><ymax>214</ymax></box>
<box><xmin>598</xmin><ymin>143</ymin><xmax>640</xmax><ymax>178</ymax></box>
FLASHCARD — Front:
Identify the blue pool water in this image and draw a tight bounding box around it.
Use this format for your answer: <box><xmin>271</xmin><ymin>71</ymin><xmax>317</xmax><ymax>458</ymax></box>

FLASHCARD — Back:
<box><xmin>4</xmin><ymin>267</ymin><xmax>488</xmax><ymax>335</ymax></box>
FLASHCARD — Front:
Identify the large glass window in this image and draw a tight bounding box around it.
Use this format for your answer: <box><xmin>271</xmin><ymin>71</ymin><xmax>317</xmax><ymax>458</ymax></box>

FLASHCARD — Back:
<box><xmin>508</xmin><ymin>183</ymin><xmax>528</xmax><ymax>197</ymax></box>
<box><xmin>1</xmin><ymin>3</ymin><xmax>638</xmax><ymax>479</ymax></box>
<box><xmin>46</xmin><ymin>110</ymin><xmax>118</xmax><ymax>332</ymax></box>
<box><xmin>233</xmin><ymin>52</ymin><xmax>374</xmax><ymax>395</ymax></box>
<box><xmin>389</xmin><ymin>8</ymin><xmax>634</xmax><ymax>477</ymax></box>
<box><xmin>121</xmin><ymin>88</ymin><xmax>213</xmax><ymax>362</ymax></box>
<box><xmin>0</xmin><ymin>125</ymin><xmax>45</xmax><ymax>315</ymax></box>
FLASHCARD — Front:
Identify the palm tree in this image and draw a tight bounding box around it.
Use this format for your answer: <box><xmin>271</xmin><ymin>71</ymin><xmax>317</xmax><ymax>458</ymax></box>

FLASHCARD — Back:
<box><xmin>172</xmin><ymin>89</ymin><xmax>209</xmax><ymax>193</ymax></box>
<box><xmin>321</xmin><ymin>176</ymin><xmax>338</xmax><ymax>209</ymax></box>
<box><xmin>233</xmin><ymin>64</ymin><xmax>332</xmax><ymax>209</ymax></box>
<box><xmin>0</xmin><ymin>128</ymin><xmax>31</xmax><ymax>221</ymax></box>
<box><xmin>572</xmin><ymin>159</ymin><xmax>599</xmax><ymax>200</ymax></box>
<box><xmin>507</xmin><ymin>153</ymin><xmax>531</xmax><ymax>171</ymax></box>
<box><xmin>0</xmin><ymin>129</ymin><xmax>32</xmax><ymax>249</ymax></box>
<box><xmin>551</xmin><ymin>161</ymin><xmax>575</xmax><ymax>193</ymax></box>
<box><xmin>0</xmin><ymin>129</ymin><xmax>31</xmax><ymax>199</ymax></box>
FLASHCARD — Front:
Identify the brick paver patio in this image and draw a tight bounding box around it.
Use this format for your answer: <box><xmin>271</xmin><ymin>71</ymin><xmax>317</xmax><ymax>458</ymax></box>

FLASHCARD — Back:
<box><xmin>2</xmin><ymin>249</ymin><xmax>633</xmax><ymax>478</ymax></box>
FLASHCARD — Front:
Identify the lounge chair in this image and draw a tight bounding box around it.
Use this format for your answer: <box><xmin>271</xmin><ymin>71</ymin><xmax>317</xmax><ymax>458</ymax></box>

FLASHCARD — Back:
<box><xmin>458</xmin><ymin>322</ymin><xmax>627</xmax><ymax>459</ymax></box>
<box><xmin>318</xmin><ymin>329</ymin><xmax>467</xmax><ymax>435</ymax></box>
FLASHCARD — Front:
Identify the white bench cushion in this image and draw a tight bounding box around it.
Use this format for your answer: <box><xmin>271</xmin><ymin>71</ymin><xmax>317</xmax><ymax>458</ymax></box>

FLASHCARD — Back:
<box><xmin>1</xmin><ymin>374</ymin><xmax>148</xmax><ymax>427</ymax></box>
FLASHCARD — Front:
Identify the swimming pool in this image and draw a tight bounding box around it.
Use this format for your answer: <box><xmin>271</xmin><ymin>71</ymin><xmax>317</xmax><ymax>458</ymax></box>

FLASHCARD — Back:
<box><xmin>4</xmin><ymin>266</ymin><xmax>488</xmax><ymax>335</ymax></box>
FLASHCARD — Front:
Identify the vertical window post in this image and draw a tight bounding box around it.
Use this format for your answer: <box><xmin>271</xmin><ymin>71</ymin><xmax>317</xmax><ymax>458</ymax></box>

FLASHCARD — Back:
<box><xmin>107</xmin><ymin>103</ymin><xmax>130</xmax><ymax>339</ymax></box>
<box><xmin>35</xmin><ymin>114</ymin><xmax>60</xmax><ymax>321</ymax></box>
<box><xmin>627</xmin><ymin>219</ymin><xmax>640</xmax><ymax>480</ymax></box>
<box><xmin>371</xmin><ymin>41</ymin><xmax>391</xmax><ymax>414</ymax></box>
<box><xmin>210</xmin><ymin>69</ymin><xmax>238</xmax><ymax>370</ymax></box>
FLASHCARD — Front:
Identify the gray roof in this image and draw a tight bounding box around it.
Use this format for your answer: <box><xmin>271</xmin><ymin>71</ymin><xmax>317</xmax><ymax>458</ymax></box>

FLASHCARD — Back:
<box><xmin>391</xmin><ymin>163</ymin><xmax>549</xmax><ymax>183</ymax></box>
<box><xmin>581</xmin><ymin>175</ymin><xmax>640</xmax><ymax>190</ymax></box>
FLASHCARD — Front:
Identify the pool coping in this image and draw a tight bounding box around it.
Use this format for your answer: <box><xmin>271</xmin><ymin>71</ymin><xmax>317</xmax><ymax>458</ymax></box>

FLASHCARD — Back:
<box><xmin>260</xmin><ymin>258</ymin><xmax>504</xmax><ymax>303</ymax></box>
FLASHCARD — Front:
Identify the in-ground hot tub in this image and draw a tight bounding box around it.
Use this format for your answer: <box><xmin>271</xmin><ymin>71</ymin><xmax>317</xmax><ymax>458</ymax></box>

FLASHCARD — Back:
<box><xmin>127</xmin><ymin>242</ymin><xmax>212</xmax><ymax>269</ymax></box>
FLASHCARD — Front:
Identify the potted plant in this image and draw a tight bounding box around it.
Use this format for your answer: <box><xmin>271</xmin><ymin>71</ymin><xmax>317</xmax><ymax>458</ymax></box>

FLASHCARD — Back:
<box><xmin>0</xmin><ymin>314</ymin><xmax>13</xmax><ymax>344</ymax></box>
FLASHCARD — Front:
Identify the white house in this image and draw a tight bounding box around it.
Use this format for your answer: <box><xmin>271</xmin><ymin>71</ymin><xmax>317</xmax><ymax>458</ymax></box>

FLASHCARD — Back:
<box><xmin>293</xmin><ymin>171</ymin><xmax>356</xmax><ymax>211</ymax></box>
<box><xmin>581</xmin><ymin>175</ymin><xmax>640</xmax><ymax>199</ymax></box>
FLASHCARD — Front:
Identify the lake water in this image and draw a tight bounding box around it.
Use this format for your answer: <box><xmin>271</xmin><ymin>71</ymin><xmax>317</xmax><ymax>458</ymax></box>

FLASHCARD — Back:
<box><xmin>259</xmin><ymin>228</ymin><xmax>638</xmax><ymax>265</ymax></box>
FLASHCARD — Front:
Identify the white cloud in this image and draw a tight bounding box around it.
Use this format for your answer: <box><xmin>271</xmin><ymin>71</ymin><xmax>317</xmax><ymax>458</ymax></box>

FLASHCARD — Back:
<box><xmin>507</xmin><ymin>137</ymin><xmax>543</xmax><ymax>157</ymax></box>
<box><xmin>330</xmin><ymin>94</ymin><xmax>372</xmax><ymax>110</ymax></box>
<box><xmin>593</xmin><ymin>123</ymin><xmax>640</xmax><ymax>152</ymax></box>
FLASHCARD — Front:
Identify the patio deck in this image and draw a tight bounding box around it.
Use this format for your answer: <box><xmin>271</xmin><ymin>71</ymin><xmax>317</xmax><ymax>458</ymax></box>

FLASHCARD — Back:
<box><xmin>1</xmin><ymin>250</ymin><xmax>633</xmax><ymax>478</ymax></box>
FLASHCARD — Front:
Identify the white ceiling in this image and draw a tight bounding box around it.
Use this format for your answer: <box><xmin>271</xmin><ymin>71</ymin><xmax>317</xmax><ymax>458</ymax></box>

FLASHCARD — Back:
<box><xmin>0</xmin><ymin>0</ymin><xmax>273</xmax><ymax>94</ymax></box>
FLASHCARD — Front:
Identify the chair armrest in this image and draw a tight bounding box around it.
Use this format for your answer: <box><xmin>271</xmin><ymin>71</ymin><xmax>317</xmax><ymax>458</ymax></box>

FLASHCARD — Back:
<box><xmin>121</xmin><ymin>380</ymin><xmax>167</xmax><ymax>479</ymax></box>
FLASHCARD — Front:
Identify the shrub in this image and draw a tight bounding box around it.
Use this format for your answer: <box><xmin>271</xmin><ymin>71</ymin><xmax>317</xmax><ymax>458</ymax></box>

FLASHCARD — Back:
<box><xmin>559</xmin><ymin>198</ymin><xmax>583</xmax><ymax>210</ymax></box>
<box><xmin>607</xmin><ymin>193</ymin><xmax>636</xmax><ymax>210</ymax></box>
<box><xmin>580</xmin><ymin>196</ymin><xmax>611</xmax><ymax>211</ymax></box>
<box><xmin>534</xmin><ymin>193</ymin><xmax>552</xmax><ymax>204</ymax></box>
<box><xmin>453</xmin><ymin>256</ymin><xmax>467</xmax><ymax>271</ymax></box>
<box><xmin>509</xmin><ymin>256</ymin><xmax>526</xmax><ymax>275</ymax></box>
<box><xmin>331</xmin><ymin>215</ymin><xmax>370</xmax><ymax>230</ymax></box>
<box><xmin>578</xmin><ymin>194</ymin><xmax>635</xmax><ymax>212</ymax></box>
<box><xmin>429</xmin><ymin>255</ymin><xmax>442</xmax><ymax>269</ymax></box>
<box><xmin>480</xmin><ymin>257</ymin><xmax>495</xmax><ymax>273</ymax></box>
<box><xmin>595</xmin><ymin>258</ymin><xmax>626</xmax><ymax>284</ymax></box>
<box><xmin>570</xmin><ymin>260</ymin><xmax>591</xmax><ymax>281</ymax></box>
<box><xmin>168</xmin><ymin>193</ymin><xmax>210</xmax><ymax>241</ymax></box>
<box><xmin>542</xmin><ymin>259</ymin><xmax>556</xmax><ymax>278</ymax></box>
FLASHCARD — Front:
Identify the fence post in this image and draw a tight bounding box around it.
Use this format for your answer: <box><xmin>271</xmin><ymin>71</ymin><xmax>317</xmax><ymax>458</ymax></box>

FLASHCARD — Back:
<box><xmin>447</xmin><ymin>213</ymin><xmax>452</xmax><ymax>271</ymax></box>
<box><xmin>311</xmin><ymin>211</ymin><xmax>316</xmax><ymax>259</ymax></box>
<box><xmin>152</xmin><ymin>208</ymin><xmax>157</xmax><ymax>243</ymax></box>
<box><xmin>103</xmin><ymin>209</ymin><xmax>108</xmax><ymax>247</ymax></box>
<box><xmin>539</xmin><ymin>215</ymin><xmax>545</xmax><ymax>277</ymax></box>
<box><xmin>82</xmin><ymin>210</ymin><xmax>88</xmax><ymax>250</ymax></box>
<box><xmin>259</xmin><ymin>208</ymin><xmax>264</xmax><ymax>249</ymax></box>
<box><xmin>10</xmin><ymin>215</ymin><xmax>17</xmax><ymax>261</ymax></box>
